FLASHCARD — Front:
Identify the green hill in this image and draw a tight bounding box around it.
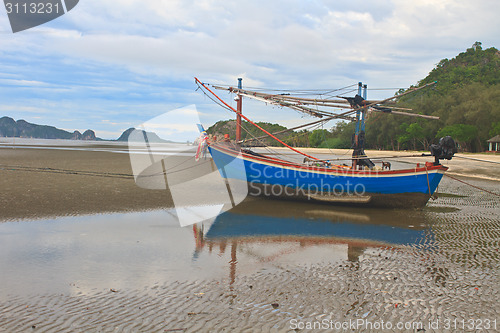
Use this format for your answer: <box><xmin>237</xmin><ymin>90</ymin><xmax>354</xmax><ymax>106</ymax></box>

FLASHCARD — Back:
<box><xmin>207</xmin><ymin>43</ymin><xmax>500</xmax><ymax>152</ymax></box>
<box><xmin>363</xmin><ymin>42</ymin><xmax>500</xmax><ymax>152</ymax></box>
<box><xmin>207</xmin><ymin>120</ymin><xmax>291</xmax><ymax>146</ymax></box>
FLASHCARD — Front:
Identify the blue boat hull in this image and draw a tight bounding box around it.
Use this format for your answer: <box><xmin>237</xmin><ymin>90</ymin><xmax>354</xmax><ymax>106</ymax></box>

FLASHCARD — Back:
<box><xmin>206</xmin><ymin>211</ymin><xmax>428</xmax><ymax>246</ymax></box>
<box><xmin>208</xmin><ymin>143</ymin><xmax>447</xmax><ymax>208</ymax></box>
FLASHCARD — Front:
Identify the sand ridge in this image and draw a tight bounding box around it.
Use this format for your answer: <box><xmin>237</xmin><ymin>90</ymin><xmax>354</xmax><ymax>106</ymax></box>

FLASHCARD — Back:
<box><xmin>0</xmin><ymin>177</ymin><xmax>498</xmax><ymax>332</ymax></box>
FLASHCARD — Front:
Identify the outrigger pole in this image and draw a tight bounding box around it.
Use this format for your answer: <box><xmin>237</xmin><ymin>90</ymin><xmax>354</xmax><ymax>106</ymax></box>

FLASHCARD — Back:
<box><xmin>238</xmin><ymin>81</ymin><xmax>438</xmax><ymax>145</ymax></box>
<box><xmin>196</xmin><ymin>77</ymin><xmax>437</xmax><ymax>164</ymax></box>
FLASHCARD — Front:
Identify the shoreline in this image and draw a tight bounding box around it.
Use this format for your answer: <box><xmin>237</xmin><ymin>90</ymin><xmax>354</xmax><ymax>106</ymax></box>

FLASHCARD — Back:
<box><xmin>1</xmin><ymin>144</ymin><xmax>498</xmax><ymax>221</ymax></box>
<box><xmin>0</xmin><ymin>144</ymin><xmax>499</xmax><ymax>332</ymax></box>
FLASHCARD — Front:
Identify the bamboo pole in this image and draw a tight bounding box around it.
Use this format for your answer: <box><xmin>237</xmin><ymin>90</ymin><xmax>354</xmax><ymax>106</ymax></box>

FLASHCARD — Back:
<box><xmin>212</xmin><ymin>85</ymin><xmax>388</xmax><ymax>104</ymax></box>
<box><xmin>240</xmin><ymin>81</ymin><xmax>438</xmax><ymax>143</ymax></box>
<box><xmin>239</xmin><ymin>109</ymin><xmax>357</xmax><ymax>144</ymax></box>
<box><xmin>369</xmin><ymin>108</ymin><xmax>440</xmax><ymax>119</ymax></box>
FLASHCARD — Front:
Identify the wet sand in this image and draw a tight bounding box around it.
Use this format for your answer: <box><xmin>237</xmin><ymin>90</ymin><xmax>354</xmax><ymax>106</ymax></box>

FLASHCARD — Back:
<box><xmin>1</xmin><ymin>144</ymin><xmax>498</xmax><ymax>221</ymax></box>
<box><xmin>0</xmin><ymin>177</ymin><xmax>498</xmax><ymax>332</ymax></box>
<box><xmin>0</xmin><ymin>143</ymin><xmax>499</xmax><ymax>332</ymax></box>
<box><xmin>0</xmin><ymin>146</ymin><xmax>173</xmax><ymax>221</ymax></box>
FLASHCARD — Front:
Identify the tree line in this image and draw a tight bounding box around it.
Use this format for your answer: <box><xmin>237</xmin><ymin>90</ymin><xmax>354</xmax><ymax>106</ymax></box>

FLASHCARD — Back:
<box><xmin>303</xmin><ymin>43</ymin><xmax>500</xmax><ymax>152</ymax></box>
<box><xmin>209</xmin><ymin>43</ymin><xmax>500</xmax><ymax>152</ymax></box>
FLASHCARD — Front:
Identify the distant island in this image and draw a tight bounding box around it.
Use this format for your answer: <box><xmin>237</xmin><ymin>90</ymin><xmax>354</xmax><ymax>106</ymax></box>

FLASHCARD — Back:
<box><xmin>0</xmin><ymin>116</ymin><xmax>98</xmax><ymax>140</ymax></box>
<box><xmin>0</xmin><ymin>116</ymin><xmax>177</xmax><ymax>143</ymax></box>
<box><xmin>116</xmin><ymin>127</ymin><xmax>171</xmax><ymax>143</ymax></box>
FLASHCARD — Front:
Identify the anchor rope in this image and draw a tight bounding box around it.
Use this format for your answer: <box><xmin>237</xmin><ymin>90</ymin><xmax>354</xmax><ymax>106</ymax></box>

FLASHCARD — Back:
<box><xmin>453</xmin><ymin>155</ymin><xmax>500</xmax><ymax>165</ymax></box>
<box><xmin>444</xmin><ymin>174</ymin><xmax>500</xmax><ymax>197</ymax></box>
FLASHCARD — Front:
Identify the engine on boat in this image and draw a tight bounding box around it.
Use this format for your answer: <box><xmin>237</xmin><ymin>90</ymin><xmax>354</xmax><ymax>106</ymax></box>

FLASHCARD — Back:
<box><xmin>429</xmin><ymin>136</ymin><xmax>457</xmax><ymax>165</ymax></box>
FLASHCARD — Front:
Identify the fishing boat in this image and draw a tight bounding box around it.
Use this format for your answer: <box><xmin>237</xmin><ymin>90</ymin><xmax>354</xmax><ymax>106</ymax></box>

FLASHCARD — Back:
<box><xmin>194</xmin><ymin>78</ymin><xmax>456</xmax><ymax>208</ymax></box>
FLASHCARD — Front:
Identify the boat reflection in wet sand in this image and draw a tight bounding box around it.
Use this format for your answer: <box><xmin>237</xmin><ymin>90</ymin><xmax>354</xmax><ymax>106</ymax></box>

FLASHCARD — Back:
<box><xmin>192</xmin><ymin>198</ymin><xmax>432</xmax><ymax>283</ymax></box>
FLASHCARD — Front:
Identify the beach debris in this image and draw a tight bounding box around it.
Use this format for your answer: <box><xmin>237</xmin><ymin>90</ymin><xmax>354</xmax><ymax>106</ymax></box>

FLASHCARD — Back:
<box><xmin>194</xmin><ymin>292</ymin><xmax>204</xmax><ymax>298</ymax></box>
<box><xmin>271</xmin><ymin>303</ymin><xmax>279</xmax><ymax>309</ymax></box>
<box><xmin>187</xmin><ymin>312</ymin><xmax>209</xmax><ymax>316</ymax></box>
<box><xmin>110</xmin><ymin>288</ymin><xmax>118</xmax><ymax>293</ymax></box>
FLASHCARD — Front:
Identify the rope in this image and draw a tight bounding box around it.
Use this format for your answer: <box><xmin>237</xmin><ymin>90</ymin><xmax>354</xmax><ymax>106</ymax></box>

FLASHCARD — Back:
<box><xmin>453</xmin><ymin>155</ymin><xmax>500</xmax><ymax>165</ymax></box>
<box><xmin>444</xmin><ymin>174</ymin><xmax>500</xmax><ymax>197</ymax></box>
<box><xmin>425</xmin><ymin>165</ymin><xmax>431</xmax><ymax>197</ymax></box>
<box><xmin>0</xmin><ymin>164</ymin><xmax>134</xmax><ymax>179</ymax></box>
<box><xmin>195</xmin><ymin>78</ymin><xmax>320</xmax><ymax>161</ymax></box>
<box><xmin>210</xmin><ymin>83</ymin><xmax>358</xmax><ymax>96</ymax></box>
<box><xmin>239</xmin><ymin>122</ymin><xmax>295</xmax><ymax>161</ymax></box>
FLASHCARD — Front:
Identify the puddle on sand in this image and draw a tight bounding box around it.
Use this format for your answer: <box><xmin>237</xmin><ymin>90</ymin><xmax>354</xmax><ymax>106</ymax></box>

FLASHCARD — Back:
<box><xmin>0</xmin><ymin>176</ymin><xmax>498</xmax><ymax>333</ymax></box>
<box><xmin>0</xmin><ymin>177</ymin><xmax>497</xmax><ymax>306</ymax></box>
<box><xmin>0</xmin><ymin>199</ymin><xmax>433</xmax><ymax>298</ymax></box>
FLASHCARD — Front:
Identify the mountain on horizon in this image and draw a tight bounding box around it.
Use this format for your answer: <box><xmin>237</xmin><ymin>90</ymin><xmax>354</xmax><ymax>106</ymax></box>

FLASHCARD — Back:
<box><xmin>116</xmin><ymin>127</ymin><xmax>171</xmax><ymax>143</ymax></box>
<box><xmin>0</xmin><ymin>116</ymin><xmax>173</xmax><ymax>143</ymax></box>
<box><xmin>0</xmin><ymin>116</ymin><xmax>98</xmax><ymax>141</ymax></box>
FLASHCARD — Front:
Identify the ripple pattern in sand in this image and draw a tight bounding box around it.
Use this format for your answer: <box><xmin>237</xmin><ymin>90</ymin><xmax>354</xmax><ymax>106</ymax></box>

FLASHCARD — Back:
<box><xmin>0</xmin><ymin>177</ymin><xmax>499</xmax><ymax>332</ymax></box>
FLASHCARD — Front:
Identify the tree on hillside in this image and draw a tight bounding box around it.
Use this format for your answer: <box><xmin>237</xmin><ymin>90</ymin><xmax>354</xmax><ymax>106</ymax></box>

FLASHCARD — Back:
<box><xmin>372</xmin><ymin>42</ymin><xmax>500</xmax><ymax>152</ymax></box>
<box><xmin>490</xmin><ymin>122</ymin><xmax>500</xmax><ymax>137</ymax></box>
<box><xmin>308</xmin><ymin>129</ymin><xmax>329</xmax><ymax>147</ymax></box>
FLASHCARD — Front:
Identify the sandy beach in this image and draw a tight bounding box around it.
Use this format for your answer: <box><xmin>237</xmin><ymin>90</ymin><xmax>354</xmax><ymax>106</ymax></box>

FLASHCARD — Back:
<box><xmin>0</xmin><ymin>143</ymin><xmax>499</xmax><ymax>332</ymax></box>
<box><xmin>0</xmin><ymin>146</ymin><xmax>173</xmax><ymax>221</ymax></box>
<box><xmin>1</xmin><ymin>144</ymin><xmax>498</xmax><ymax>221</ymax></box>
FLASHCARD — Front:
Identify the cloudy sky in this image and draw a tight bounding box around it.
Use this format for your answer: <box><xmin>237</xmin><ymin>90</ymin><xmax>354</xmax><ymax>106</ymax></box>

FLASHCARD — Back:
<box><xmin>1</xmin><ymin>0</ymin><xmax>499</xmax><ymax>139</ymax></box>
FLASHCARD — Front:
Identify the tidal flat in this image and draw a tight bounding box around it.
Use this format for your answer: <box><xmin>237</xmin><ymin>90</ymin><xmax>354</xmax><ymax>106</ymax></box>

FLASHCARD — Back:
<box><xmin>0</xmin><ymin>141</ymin><xmax>498</xmax><ymax>332</ymax></box>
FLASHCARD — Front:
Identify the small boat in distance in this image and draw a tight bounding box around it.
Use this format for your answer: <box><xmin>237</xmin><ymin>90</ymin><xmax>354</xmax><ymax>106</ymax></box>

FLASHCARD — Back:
<box><xmin>194</xmin><ymin>78</ymin><xmax>456</xmax><ymax>208</ymax></box>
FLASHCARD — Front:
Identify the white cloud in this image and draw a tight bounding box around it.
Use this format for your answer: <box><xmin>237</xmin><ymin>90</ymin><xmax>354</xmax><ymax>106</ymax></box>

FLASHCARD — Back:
<box><xmin>0</xmin><ymin>0</ymin><xmax>499</xmax><ymax>131</ymax></box>
<box><xmin>0</xmin><ymin>79</ymin><xmax>48</xmax><ymax>87</ymax></box>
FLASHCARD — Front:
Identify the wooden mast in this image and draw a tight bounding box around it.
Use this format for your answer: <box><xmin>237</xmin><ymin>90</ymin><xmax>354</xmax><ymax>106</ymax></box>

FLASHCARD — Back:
<box><xmin>235</xmin><ymin>78</ymin><xmax>243</xmax><ymax>142</ymax></box>
<box><xmin>361</xmin><ymin>84</ymin><xmax>367</xmax><ymax>133</ymax></box>
<box><xmin>352</xmin><ymin>82</ymin><xmax>363</xmax><ymax>169</ymax></box>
